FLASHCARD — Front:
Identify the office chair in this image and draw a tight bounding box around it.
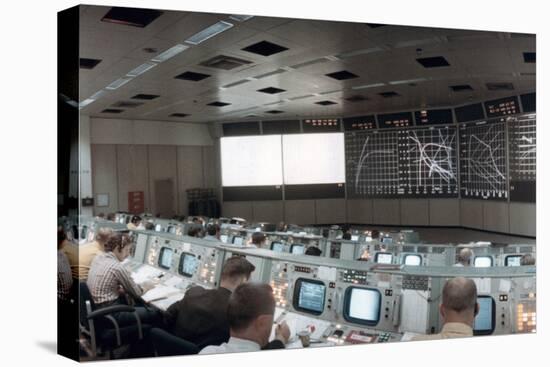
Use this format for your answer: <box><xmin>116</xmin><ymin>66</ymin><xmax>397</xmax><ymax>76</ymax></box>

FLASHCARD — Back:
<box><xmin>78</xmin><ymin>282</ymin><xmax>151</xmax><ymax>359</ymax></box>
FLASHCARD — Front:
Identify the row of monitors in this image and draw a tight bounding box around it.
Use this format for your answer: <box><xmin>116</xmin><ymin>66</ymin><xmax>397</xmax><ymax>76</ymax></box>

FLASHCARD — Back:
<box><xmin>372</xmin><ymin>252</ymin><xmax>523</xmax><ymax>267</ymax></box>
<box><xmin>158</xmin><ymin>247</ymin><xmax>200</xmax><ymax>277</ymax></box>
<box><xmin>293</xmin><ymin>277</ymin><xmax>496</xmax><ymax>335</ymax></box>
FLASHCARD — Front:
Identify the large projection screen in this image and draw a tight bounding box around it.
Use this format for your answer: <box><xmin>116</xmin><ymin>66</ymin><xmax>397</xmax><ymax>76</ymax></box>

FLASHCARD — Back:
<box><xmin>283</xmin><ymin>133</ymin><xmax>345</xmax><ymax>184</ymax></box>
<box><xmin>221</xmin><ymin>135</ymin><xmax>283</xmax><ymax>187</ymax></box>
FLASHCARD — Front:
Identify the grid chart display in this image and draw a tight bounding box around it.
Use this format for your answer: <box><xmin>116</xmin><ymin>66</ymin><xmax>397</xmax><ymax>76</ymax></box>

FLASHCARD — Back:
<box><xmin>398</xmin><ymin>127</ymin><xmax>458</xmax><ymax>197</ymax></box>
<box><xmin>508</xmin><ymin>115</ymin><xmax>536</xmax><ymax>202</ymax></box>
<box><xmin>346</xmin><ymin>130</ymin><xmax>400</xmax><ymax>197</ymax></box>
<box><xmin>346</xmin><ymin>127</ymin><xmax>458</xmax><ymax>198</ymax></box>
<box><xmin>459</xmin><ymin>121</ymin><xmax>508</xmax><ymax>200</ymax></box>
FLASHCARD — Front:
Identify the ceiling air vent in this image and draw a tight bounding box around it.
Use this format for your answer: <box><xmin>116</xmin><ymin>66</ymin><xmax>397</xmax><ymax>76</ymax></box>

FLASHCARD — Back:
<box><xmin>111</xmin><ymin>101</ymin><xmax>144</xmax><ymax>108</ymax></box>
<box><xmin>486</xmin><ymin>82</ymin><xmax>514</xmax><ymax>91</ymax></box>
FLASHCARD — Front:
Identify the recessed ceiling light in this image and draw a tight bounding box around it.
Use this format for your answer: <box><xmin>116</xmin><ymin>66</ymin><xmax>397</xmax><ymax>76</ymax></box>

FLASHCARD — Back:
<box><xmin>351</xmin><ymin>83</ymin><xmax>385</xmax><ymax>90</ymax></box>
<box><xmin>151</xmin><ymin>44</ymin><xmax>189</xmax><ymax>62</ymax></box>
<box><xmin>79</xmin><ymin>98</ymin><xmax>95</xmax><ymax>109</ymax></box>
<box><xmin>185</xmin><ymin>21</ymin><xmax>234</xmax><ymax>45</ymax></box>
<box><xmin>105</xmin><ymin>77</ymin><xmax>132</xmax><ymax>90</ymax></box>
<box><xmin>229</xmin><ymin>14</ymin><xmax>254</xmax><ymax>22</ymax></box>
<box><xmin>388</xmin><ymin>78</ymin><xmax>427</xmax><ymax>85</ymax></box>
<box><xmin>90</xmin><ymin>90</ymin><xmax>106</xmax><ymax>100</ymax></box>
<box><xmin>126</xmin><ymin>62</ymin><xmax>157</xmax><ymax>77</ymax></box>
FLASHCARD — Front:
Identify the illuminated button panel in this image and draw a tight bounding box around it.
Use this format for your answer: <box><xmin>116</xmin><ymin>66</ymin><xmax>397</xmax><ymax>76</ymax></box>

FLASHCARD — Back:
<box><xmin>196</xmin><ymin>248</ymin><xmax>219</xmax><ymax>287</ymax></box>
<box><xmin>517</xmin><ymin>299</ymin><xmax>536</xmax><ymax>333</ymax></box>
<box><xmin>271</xmin><ymin>262</ymin><xmax>289</xmax><ymax>307</ymax></box>
<box><xmin>403</xmin><ymin>275</ymin><xmax>429</xmax><ymax>291</ymax></box>
<box><xmin>341</xmin><ymin>269</ymin><xmax>368</xmax><ymax>284</ymax></box>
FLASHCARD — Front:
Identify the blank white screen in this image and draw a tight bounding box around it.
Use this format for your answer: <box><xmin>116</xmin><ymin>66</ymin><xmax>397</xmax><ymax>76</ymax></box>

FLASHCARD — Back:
<box><xmin>377</xmin><ymin>253</ymin><xmax>393</xmax><ymax>264</ymax></box>
<box><xmin>221</xmin><ymin>135</ymin><xmax>283</xmax><ymax>186</ymax></box>
<box><xmin>282</xmin><ymin>133</ymin><xmax>345</xmax><ymax>184</ymax></box>
<box><xmin>349</xmin><ymin>288</ymin><xmax>380</xmax><ymax>321</ymax></box>
<box><xmin>404</xmin><ymin>254</ymin><xmax>422</xmax><ymax>266</ymax></box>
<box><xmin>474</xmin><ymin>256</ymin><xmax>492</xmax><ymax>268</ymax></box>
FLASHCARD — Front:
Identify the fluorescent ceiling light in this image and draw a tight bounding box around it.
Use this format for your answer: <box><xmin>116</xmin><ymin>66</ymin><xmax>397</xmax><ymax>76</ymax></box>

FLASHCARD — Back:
<box><xmin>389</xmin><ymin>78</ymin><xmax>427</xmax><ymax>85</ymax></box>
<box><xmin>106</xmin><ymin>77</ymin><xmax>132</xmax><ymax>90</ymax></box>
<box><xmin>185</xmin><ymin>21</ymin><xmax>234</xmax><ymax>45</ymax></box>
<box><xmin>79</xmin><ymin>98</ymin><xmax>95</xmax><ymax>108</ymax></box>
<box><xmin>90</xmin><ymin>90</ymin><xmax>106</xmax><ymax>100</ymax></box>
<box><xmin>126</xmin><ymin>62</ymin><xmax>158</xmax><ymax>77</ymax></box>
<box><xmin>229</xmin><ymin>14</ymin><xmax>254</xmax><ymax>22</ymax></box>
<box><xmin>351</xmin><ymin>83</ymin><xmax>385</xmax><ymax>90</ymax></box>
<box><xmin>393</xmin><ymin>37</ymin><xmax>441</xmax><ymax>48</ymax></box>
<box><xmin>151</xmin><ymin>44</ymin><xmax>189</xmax><ymax>62</ymax></box>
<box><xmin>337</xmin><ymin>47</ymin><xmax>383</xmax><ymax>59</ymax></box>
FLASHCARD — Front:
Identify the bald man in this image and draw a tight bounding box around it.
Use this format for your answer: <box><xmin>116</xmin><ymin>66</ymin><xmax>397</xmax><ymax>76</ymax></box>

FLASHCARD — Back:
<box><xmin>454</xmin><ymin>248</ymin><xmax>474</xmax><ymax>267</ymax></box>
<box><xmin>412</xmin><ymin>277</ymin><xmax>479</xmax><ymax>341</ymax></box>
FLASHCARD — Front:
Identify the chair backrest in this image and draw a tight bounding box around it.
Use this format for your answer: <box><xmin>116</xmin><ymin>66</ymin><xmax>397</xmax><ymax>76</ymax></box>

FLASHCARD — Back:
<box><xmin>79</xmin><ymin>282</ymin><xmax>95</xmax><ymax>329</ymax></box>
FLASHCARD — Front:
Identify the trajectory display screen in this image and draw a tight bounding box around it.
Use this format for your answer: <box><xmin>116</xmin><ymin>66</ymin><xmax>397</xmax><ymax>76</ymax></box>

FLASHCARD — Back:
<box><xmin>375</xmin><ymin>252</ymin><xmax>393</xmax><ymax>264</ymax></box>
<box><xmin>220</xmin><ymin>135</ymin><xmax>283</xmax><ymax>187</ymax></box>
<box><xmin>505</xmin><ymin>255</ymin><xmax>522</xmax><ymax>267</ymax></box>
<box><xmin>179</xmin><ymin>253</ymin><xmax>199</xmax><ymax>277</ymax></box>
<box><xmin>404</xmin><ymin>254</ymin><xmax>422</xmax><ymax>266</ymax></box>
<box><xmin>271</xmin><ymin>242</ymin><xmax>285</xmax><ymax>252</ymax></box>
<box><xmin>158</xmin><ymin>247</ymin><xmax>173</xmax><ymax>269</ymax></box>
<box><xmin>474</xmin><ymin>256</ymin><xmax>493</xmax><ymax>268</ymax></box>
<box><xmin>293</xmin><ymin>278</ymin><xmax>326</xmax><ymax>315</ymax></box>
<box><xmin>474</xmin><ymin>296</ymin><xmax>495</xmax><ymax>335</ymax></box>
<box><xmin>220</xmin><ymin>234</ymin><xmax>228</xmax><ymax>243</ymax></box>
<box><xmin>291</xmin><ymin>244</ymin><xmax>305</xmax><ymax>255</ymax></box>
<box><xmin>351</xmin><ymin>235</ymin><xmax>360</xmax><ymax>241</ymax></box>
<box><xmin>282</xmin><ymin>133</ymin><xmax>345</xmax><ymax>185</ymax></box>
<box><xmin>343</xmin><ymin>287</ymin><xmax>382</xmax><ymax>326</ymax></box>
<box><xmin>232</xmin><ymin>236</ymin><xmax>243</xmax><ymax>246</ymax></box>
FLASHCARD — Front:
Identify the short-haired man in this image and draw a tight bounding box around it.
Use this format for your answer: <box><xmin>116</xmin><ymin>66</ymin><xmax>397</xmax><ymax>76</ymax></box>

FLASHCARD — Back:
<box><xmin>412</xmin><ymin>277</ymin><xmax>478</xmax><ymax>341</ymax></box>
<box><xmin>520</xmin><ymin>254</ymin><xmax>536</xmax><ymax>266</ymax></box>
<box><xmin>305</xmin><ymin>246</ymin><xmax>322</xmax><ymax>256</ymax></box>
<box><xmin>164</xmin><ymin>256</ymin><xmax>257</xmax><ymax>348</ymax></box>
<box><xmin>87</xmin><ymin>233</ymin><xmax>159</xmax><ymax>326</ymax></box>
<box><xmin>200</xmin><ymin>283</ymin><xmax>289</xmax><ymax>354</ymax></box>
<box><xmin>204</xmin><ymin>224</ymin><xmax>221</xmax><ymax>241</ymax></box>
<box><xmin>250</xmin><ymin>232</ymin><xmax>266</xmax><ymax>248</ymax></box>
<box><xmin>127</xmin><ymin>215</ymin><xmax>141</xmax><ymax>230</ymax></box>
<box><xmin>76</xmin><ymin>227</ymin><xmax>113</xmax><ymax>280</ymax></box>
<box><xmin>57</xmin><ymin>226</ymin><xmax>73</xmax><ymax>302</ymax></box>
<box><xmin>454</xmin><ymin>248</ymin><xmax>474</xmax><ymax>267</ymax></box>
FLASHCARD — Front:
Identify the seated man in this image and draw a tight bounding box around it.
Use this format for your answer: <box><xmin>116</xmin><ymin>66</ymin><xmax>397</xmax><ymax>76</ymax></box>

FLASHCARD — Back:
<box><xmin>57</xmin><ymin>226</ymin><xmax>73</xmax><ymax>302</ymax></box>
<box><xmin>305</xmin><ymin>246</ymin><xmax>322</xmax><ymax>256</ymax></box>
<box><xmin>200</xmin><ymin>283</ymin><xmax>289</xmax><ymax>354</ymax></box>
<box><xmin>76</xmin><ymin>227</ymin><xmax>113</xmax><ymax>280</ymax></box>
<box><xmin>412</xmin><ymin>277</ymin><xmax>478</xmax><ymax>341</ymax></box>
<box><xmin>204</xmin><ymin>223</ymin><xmax>221</xmax><ymax>241</ymax></box>
<box><xmin>127</xmin><ymin>215</ymin><xmax>141</xmax><ymax>230</ymax></box>
<box><xmin>164</xmin><ymin>256</ymin><xmax>256</xmax><ymax>347</ymax></box>
<box><xmin>454</xmin><ymin>248</ymin><xmax>474</xmax><ymax>267</ymax></box>
<box><xmin>87</xmin><ymin>233</ymin><xmax>159</xmax><ymax>326</ymax></box>
<box><xmin>250</xmin><ymin>232</ymin><xmax>266</xmax><ymax>248</ymax></box>
<box><xmin>520</xmin><ymin>254</ymin><xmax>536</xmax><ymax>265</ymax></box>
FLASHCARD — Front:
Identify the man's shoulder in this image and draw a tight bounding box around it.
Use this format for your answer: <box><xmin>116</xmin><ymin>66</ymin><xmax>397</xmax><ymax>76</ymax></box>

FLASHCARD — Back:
<box><xmin>199</xmin><ymin>344</ymin><xmax>226</xmax><ymax>355</ymax></box>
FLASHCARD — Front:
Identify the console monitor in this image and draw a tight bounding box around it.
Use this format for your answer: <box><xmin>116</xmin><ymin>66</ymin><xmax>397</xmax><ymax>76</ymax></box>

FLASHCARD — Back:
<box><xmin>381</xmin><ymin>237</ymin><xmax>393</xmax><ymax>244</ymax></box>
<box><xmin>343</xmin><ymin>287</ymin><xmax>382</xmax><ymax>326</ymax></box>
<box><xmin>403</xmin><ymin>254</ymin><xmax>422</xmax><ymax>266</ymax></box>
<box><xmin>474</xmin><ymin>296</ymin><xmax>496</xmax><ymax>335</ymax></box>
<box><xmin>232</xmin><ymin>236</ymin><xmax>243</xmax><ymax>246</ymax></box>
<box><xmin>158</xmin><ymin>247</ymin><xmax>173</xmax><ymax>269</ymax></box>
<box><xmin>179</xmin><ymin>253</ymin><xmax>199</xmax><ymax>277</ymax></box>
<box><xmin>474</xmin><ymin>256</ymin><xmax>493</xmax><ymax>268</ymax></box>
<box><xmin>505</xmin><ymin>255</ymin><xmax>522</xmax><ymax>267</ymax></box>
<box><xmin>220</xmin><ymin>234</ymin><xmax>228</xmax><ymax>243</ymax></box>
<box><xmin>374</xmin><ymin>252</ymin><xmax>393</xmax><ymax>264</ymax></box>
<box><xmin>351</xmin><ymin>235</ymin><xmax>359</xmax><ymax>242</ymax></box>
<box><xmin>155</xmin><ymin>224</ymin><xmax>162</xmax><ymax>232</ymax></box>
<box><xmin>271</xmin><ymin>242</ymin><xmax>285</xmax><ymax>253</ymax></box>
<box><xmin>291</xmin><ymin>244</ymin><xmax>305</xmax><ymax>255</ymax></box>
<box><xmin>293</xmin><ymin>278</ymin><xmax>326</xmax><ymax>315</ymax></box>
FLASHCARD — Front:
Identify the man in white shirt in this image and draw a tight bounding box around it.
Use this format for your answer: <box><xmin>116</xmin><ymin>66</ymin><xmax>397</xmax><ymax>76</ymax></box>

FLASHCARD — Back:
<box><xmin>454</xmin><ymin>248</ymin><xmax>474</xmax><ymax>267</ymax></box>
<box><xmin>200</xmin><ymin>283</ymin><xmax>289</xmax><ymax>354</ymax></box>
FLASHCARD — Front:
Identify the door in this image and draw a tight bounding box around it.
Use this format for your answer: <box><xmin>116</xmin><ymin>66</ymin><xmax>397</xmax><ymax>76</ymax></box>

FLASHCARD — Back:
<box><xmin>154</xmin><ymin>179</ymin><xmax>175</xmax><ymax>218</ymax></box>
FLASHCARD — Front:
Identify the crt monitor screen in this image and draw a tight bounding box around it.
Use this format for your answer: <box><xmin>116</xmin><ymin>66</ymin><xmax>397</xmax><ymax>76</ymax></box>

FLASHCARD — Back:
<box><xmin>351</xmin><ymin>235</ymin><xmax>359</xmax><ymax>241</ymax></box>
<box><xmin>474</xmin><ymin>256</ymin><xmax>493</xmax><ymax>268</ymax></box>
<box><xmin>382</xmin><ymin>237</ymin><xmax>393</xmax><ymax>244</ymax></box>
<box><xmin>343</xmin><ymin>287</ymin><xmax>382</xmax><ymax>326</ymax></box>
<box><xmin>179</xmin><ymin>253</ymin><xmax>199</xmax><ymax>277</ymax></box>
<box><xmin>232</xmin><ymin>236</ymin><xmax>243</xmax><ymax>246</ymax></box>
<box><xmin>404</xmin><ymin>254</ymin><xmax>422</xmax><ymax>266</ymax></box>
<box><xmin>375</xmin><ymin>252</ymin><xmax>393</xmax><ymax>264</ymax></box>
<box><xmin>271</xmin><ymin>242</ymin><xmax>285</xmax><ymax>252</ymax></box>
<box><xmin>158</xmin><ymin>247</ymin><xmax>173</xmax><ymax>269</ymax></box>
<box><xmin>505</xmin><ymin>255</ymin><xmax>522</xmax><ymax>267</ymax></box>
<box><xmin>474</xmin><ymin>296</ymin><xmax>496</xmax><ymax>335</ymax></box>
<box><xmin>293</xmin><ymin>278</ymin><xmax>326</xmax><ymax>315</ymax></box>
<box><xmin>155</xmin><ymin>224</ymin><xmax>162</xmax><ymax>232</ymax></box>
<box><xmin>291</xmin><ymin>244</ymin><xmax>305</xmax><ymax>255</ymax></box>
<box><xmin>220</xmin><ymin>234</ymin><xmax>228</xmax><ymax>243</ymax></box>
